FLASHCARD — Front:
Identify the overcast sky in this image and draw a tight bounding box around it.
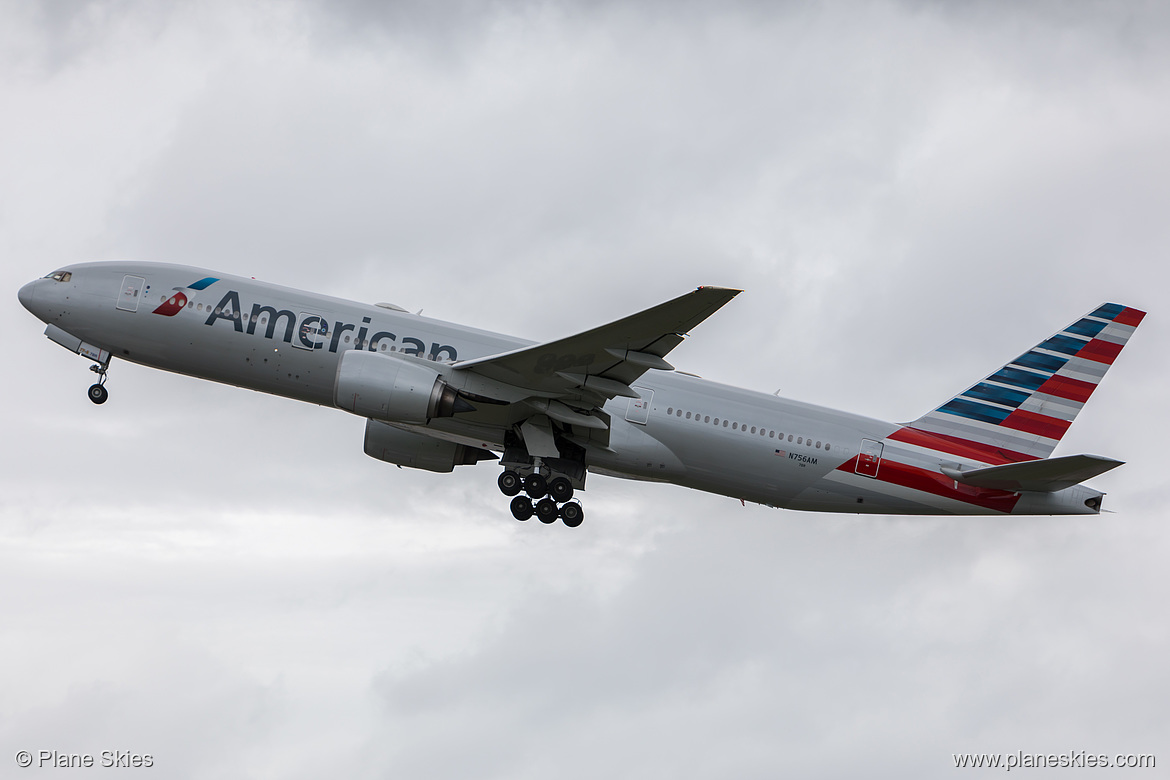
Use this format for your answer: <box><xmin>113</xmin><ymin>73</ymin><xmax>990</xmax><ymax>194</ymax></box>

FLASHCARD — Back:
<box><xmin>3</xmin><ymin>1</ymin><xmax>1169</xmax><ymax>777</ymax></box>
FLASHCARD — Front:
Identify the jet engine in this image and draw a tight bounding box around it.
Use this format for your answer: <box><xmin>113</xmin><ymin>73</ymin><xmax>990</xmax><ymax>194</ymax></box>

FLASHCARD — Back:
<box><xmin>363</xmin><ymin>419</ymin><xmax>496</xmax><ymax>473</ymax></box>
<box><xmin>334</xmin><ymin>350</ymin><xmax>470</xmax><ymax>423</ymax></box>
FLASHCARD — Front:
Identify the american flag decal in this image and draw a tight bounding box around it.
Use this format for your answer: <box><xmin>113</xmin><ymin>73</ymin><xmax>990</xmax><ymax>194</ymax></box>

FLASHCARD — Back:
<box><xmin>774</xmin><ymin>449</ymin><xmax>786</xmax><ymax>457</ymax></box>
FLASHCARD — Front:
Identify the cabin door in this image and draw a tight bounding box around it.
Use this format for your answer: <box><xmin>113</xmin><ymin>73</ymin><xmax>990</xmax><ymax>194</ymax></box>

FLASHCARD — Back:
<box><xmin>855</xmin><ymin>439</ymin><xmax>883</xmax><ymax>478</ymax></box>
<box><xmin>116</xmin><ymin>275</ymin><xmax>146</xmax><ymax>312</ymax></box>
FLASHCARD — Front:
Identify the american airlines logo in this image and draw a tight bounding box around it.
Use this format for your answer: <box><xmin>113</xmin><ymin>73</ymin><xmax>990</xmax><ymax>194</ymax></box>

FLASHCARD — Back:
<box><xmin>199</xmin><ymin>288</ymin><xmax>459</xmax><ymax>360</ymax></box>
<box><xmin>151</xmin><ymin>277</ymin><xmax>218</xmax><ymax>317</ymax></box>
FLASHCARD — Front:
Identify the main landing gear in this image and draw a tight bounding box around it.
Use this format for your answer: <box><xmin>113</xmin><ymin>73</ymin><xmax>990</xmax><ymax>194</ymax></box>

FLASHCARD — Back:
<box><xmin>499</xmin><ymin>470</ymin><xmax>585</xmax><ymax>528</ymax></box>
<box><xmin>87</xmin><ymin>357</ymin><xmax>110</xmax><ymax>405</ymax></box>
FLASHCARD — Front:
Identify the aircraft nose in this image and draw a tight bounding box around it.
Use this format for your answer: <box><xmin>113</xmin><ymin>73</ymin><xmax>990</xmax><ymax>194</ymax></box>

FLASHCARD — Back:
<box><xmin>18</xmin><ymin>279</ymin><xmax>40</xmax><ymax>315</ymax></box>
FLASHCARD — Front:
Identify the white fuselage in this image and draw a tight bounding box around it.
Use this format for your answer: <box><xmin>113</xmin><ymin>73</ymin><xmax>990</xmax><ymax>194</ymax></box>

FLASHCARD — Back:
<box><xmin>18</xmin><ymin>262</ymin><xmax>1106</xmax><ymax>516</ymax></box>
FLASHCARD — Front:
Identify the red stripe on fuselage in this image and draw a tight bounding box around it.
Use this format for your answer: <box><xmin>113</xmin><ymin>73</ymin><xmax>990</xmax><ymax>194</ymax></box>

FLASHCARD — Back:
<box><xmin>835</xmin><ymin>456</ymin><xmax>1021</xmax><ymax>512</ymax></box>
<box><xmin>1114</xmin><ymin>307</ymin><xmax>1146</xmax><ymax>327</ymax></box>
<box><xmin>1001</xmin><ymin>409</ymin><xmax>1071</xmax><ymax>440</ymax></box>
<box><xmin>888</xmin><ymin>427</ymin><xmax>1037</xmax><ymax>465</ymax></box>
<box><xmin>1076</xmin><ymin>338</ymin><xmax>1123</xmax><ymax>365</ymax></box>
<box><xmin>1037</xmin><ymin>375</ymin><xmax>1095</xmax><ymax>404</ymax></box>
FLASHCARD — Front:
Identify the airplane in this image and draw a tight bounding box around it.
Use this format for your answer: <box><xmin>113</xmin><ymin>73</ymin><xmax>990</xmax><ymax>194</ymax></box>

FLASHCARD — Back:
<box><xmin>18</xmin><ymin>261</ymin><xmax>1145</xmax><ymax>526</ymax></box>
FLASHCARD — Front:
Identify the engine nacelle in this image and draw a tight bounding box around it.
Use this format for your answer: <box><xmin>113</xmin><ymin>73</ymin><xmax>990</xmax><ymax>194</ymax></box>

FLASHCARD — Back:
<box><xmin>334</xmin><ymin>350</ymin><xmax>462</xmax><ymax>423</ymax></box>
<box><xmin>363</xmin><ymin>419</ymin><xmax>496</xmax><ymax>473</ymax></box>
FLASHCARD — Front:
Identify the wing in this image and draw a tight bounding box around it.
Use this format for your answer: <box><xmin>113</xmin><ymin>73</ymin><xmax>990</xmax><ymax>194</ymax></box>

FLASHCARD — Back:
<box><xmin>449</xmin><ymin>286</ymin><xmax>740</xmax><ymax>428</ymax></box>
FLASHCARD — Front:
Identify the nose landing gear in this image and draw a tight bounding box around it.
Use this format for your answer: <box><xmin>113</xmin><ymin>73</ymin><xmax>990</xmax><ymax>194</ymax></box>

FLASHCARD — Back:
<box><xmin>87</xmin><ymin>357</ymin><xmax>110</xmax><ymax>405</ymax></box>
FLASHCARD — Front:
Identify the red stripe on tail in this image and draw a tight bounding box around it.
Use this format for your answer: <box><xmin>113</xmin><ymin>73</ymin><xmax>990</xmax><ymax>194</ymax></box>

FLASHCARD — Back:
<box><xmin>1001</xmin><ymin>409</ymin><xmax>1071</xmax><ymax>440</ymax></box>
<box><xmin>1114</xmin><ymin>307</ymin><xmax>1146</xmax><ymax>327</ymax></box>
<box><xmin>890</xmin><ymin>428</ymin><xmax>1037</xmax><ymax>464</ymax></box>
<box><xmin>1077</xmin><ymin>338</ymin><xmax>1123</xmax><ymax>365</ymax></box>
<box><xmin>1037</xmin><ymin>375</ymin><xmax>1095</xmax><ymax>404</ymax></box>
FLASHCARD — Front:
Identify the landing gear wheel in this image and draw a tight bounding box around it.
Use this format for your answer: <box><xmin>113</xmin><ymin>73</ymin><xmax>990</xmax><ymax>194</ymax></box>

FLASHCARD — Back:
<box><xmin>498</xmin><ymin>470</ymin><xmax>522</xmax><ymax>497</ymax></box>
<box><xmin>524</xmin><ymin>473</ymin><xmax>548</xmax><ymax>499</ymax></box>
<box><xmin>535</xmin><ymin>498</ymin><xmax>559</xmax><ymax>524</ymax></box>
<box><xmin>548</xmin><ymin>476</ymin><xmax>574</xmax><ymax>502</ymax></box>
<box><xmin>510</xmin><ymin>496</ymin><xmax>534</xmax><ymax>521</ymax></box>
<box><xmin>560</xmin><ymin>502</ymin><xmax>584</xmax><ymax>528</ymax></box>
<box><xmin>87</xmin><ymin>383</ymin><xmax>108</xmax><ymax>405</ymax></box>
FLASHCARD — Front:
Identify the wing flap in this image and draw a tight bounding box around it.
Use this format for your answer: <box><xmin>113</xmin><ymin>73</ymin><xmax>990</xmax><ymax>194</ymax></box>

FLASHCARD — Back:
<box><xmin>940</xmin><ymin>454</ymin><xmax>1124</xmax><ymax>492</ymax></box>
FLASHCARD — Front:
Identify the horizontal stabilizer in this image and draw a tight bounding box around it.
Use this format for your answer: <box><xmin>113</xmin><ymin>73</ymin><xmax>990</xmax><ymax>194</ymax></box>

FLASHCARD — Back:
<box><xmin>940</xmin><ymin>454</ymin><xmax>1124</xmax><ymax>493</ymax></box>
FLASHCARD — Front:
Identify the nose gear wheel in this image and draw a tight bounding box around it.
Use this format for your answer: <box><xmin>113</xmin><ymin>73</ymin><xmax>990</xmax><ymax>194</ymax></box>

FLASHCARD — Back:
<box><xmin>87</xmin><ymin>358</ymin><xmax>111</xmax><ymax>404</ymax></box>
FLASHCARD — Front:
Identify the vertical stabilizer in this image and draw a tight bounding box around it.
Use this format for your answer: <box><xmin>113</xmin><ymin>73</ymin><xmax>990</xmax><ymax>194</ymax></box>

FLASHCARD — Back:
<box><xmin>901</xmin><ymin>303</ymin><xmax>1145</xmax><ymax>463</ymax></box>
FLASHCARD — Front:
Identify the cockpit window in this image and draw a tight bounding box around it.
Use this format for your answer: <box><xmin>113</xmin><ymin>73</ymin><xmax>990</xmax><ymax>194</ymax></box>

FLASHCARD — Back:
<box><xmin>43</xmin><ymin>271</ymin><xmax>72</xmax><ymax>282</ymax></box>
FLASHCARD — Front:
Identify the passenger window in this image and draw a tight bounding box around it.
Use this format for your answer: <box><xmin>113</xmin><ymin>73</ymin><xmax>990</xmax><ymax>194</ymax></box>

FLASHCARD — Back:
<box><xmin>816</xmin><ymin>441</ymin><xmax>822</xmax><ymax>448</ymax></box>
<box><xmin>732</xmin><ymin>422</ymin><xmax>737</xmax><ymax>430</ymax></box>
<box><xmin>686</xmin><ymin>412</ymin><xmax>692</xmax><ymax>419</ymax></box>
<box><xmin>797</xmin><ymin>437</ymin><xmax>802</xmax><ymax>444</ymax></box>
<box><xmin>825</xmin><ymin>443</ymin><xmax>831</xmax><ymax>451</ymax></box>
<box><xmin>704</xmin><ymin>416</ymin><xmax>710</xmax><ymax>423</ymax></box>
<box><xmin>788</xmin><ymin>435</ymin><xmax>793</xmax><ymax>442</ymax></box>
<box><xmin>723</xmin><ymin>420</ymin><xmax>728</xmax><ymax>428</ymax></box>
<box><xmin>750</xmin><ymin>426</ymin><xmax>756</xmax><ymax>434</ymax></box>
<box><xmin>667</xmin><ymin>407</ymin><xmax>674</xmax><ymax>415</ymax></box>
<box><xmin>769</xmin><ymin>431</ymin><xmax>775</xmax><ymax>438</ymax></box>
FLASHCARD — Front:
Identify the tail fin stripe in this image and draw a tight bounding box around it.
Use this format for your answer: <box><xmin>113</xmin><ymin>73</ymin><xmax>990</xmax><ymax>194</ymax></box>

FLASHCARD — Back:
<box><xmin>888</xmin><ymin>427</ymin><xmax>1038</xmax><ymax>464</ymax></box>
<box><xmin>1037</xmin><ymin>375</ymin><xmax>1096</xmax><ymax>403</ymax></box>
<box><xmin>1020</xmin><ymin>395</ymin><xmax>1081</xmax><ymax>421</ymax></box>
<box><xmin>1114</xmin><ymin>307</ymin><xmax>1146</xmax><ymax>327</ymax></box>
<box><xmin>1001</xmin><ymin>409</ymin><xmax>1072</xmax><ymax>439</ymax></box>
<box><xmin>1077</xmin><ymin>338</ymin><xmax>1124</xmax><ymax>365</ymax></box>
<box><xmin>1064</xmin><ymin>318</ymin><xmax>1109</xmax><ymax>338</ymax></box>
<box><xmin>1012</xmin><ymin>351</ymin><xmax>1068</xmax><ymax>373</ymax></box>
<box><xmin>1038</xmin><ymin>334</ymin><xmax>1090</xmax><ymax>356</ymax></box>
<box><xmin>1091</xmin><ymin>303</ymin><xmax>1126</xmax><ymax>319</ymax></box>
<box><xmin>940</xmin><ymin>398</ymin><xmax>1012</xmax><ymax>424</ymax></box>
<box><xmin>1059</xmin><ymin>361</ymin><xmax>1108</xmax><ymax>386</ymax></box>
<box><xmin>991</xmin><ymin>367</ymin><xmax>1048</xmax><ymax>391</ymax></box>
<box><xmin>963</xmin><ymin>383</ymin><xmax>1031</xmax><ymax>407</ymax></box>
